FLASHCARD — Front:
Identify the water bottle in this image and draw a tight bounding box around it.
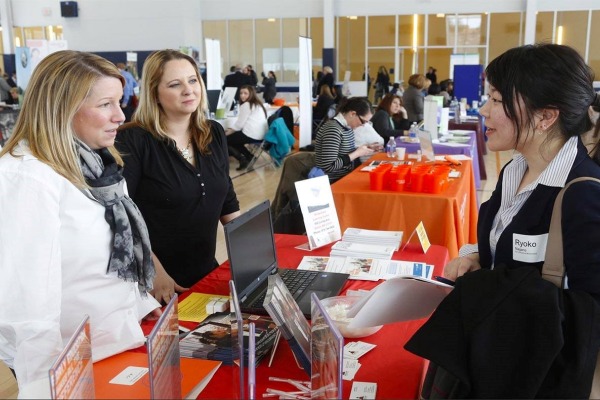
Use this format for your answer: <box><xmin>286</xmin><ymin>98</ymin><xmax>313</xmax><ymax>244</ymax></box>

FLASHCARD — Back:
<box><xmin>386</xmin><ymin>136</ymin><xmax>396</xmax><ymax>158</ymax></box>
<box><xmin>409</xmin><ymin>123</ymin><xmax>418</xmax><ymax>141</ymax></box>
<box><xmin>450</xmin><ymin>97</ymin><xmax>460</xmax><ymax>123</ymax></box>
<box><xmin>233</xmin><ymin>101</ymin><xmax>239</xmax><ymax>116</ymax></box>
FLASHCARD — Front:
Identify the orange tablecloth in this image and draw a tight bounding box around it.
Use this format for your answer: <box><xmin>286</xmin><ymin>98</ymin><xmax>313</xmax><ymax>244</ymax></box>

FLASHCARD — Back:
<box><xmin>167</xmin><ymin>234</ymin><xmax>450</xmax><ymax>399</ymax></box>
<box><xmin>332</xmin><ymin>153</ymin><xmax>478</xmax><ymax>259</ymax></box>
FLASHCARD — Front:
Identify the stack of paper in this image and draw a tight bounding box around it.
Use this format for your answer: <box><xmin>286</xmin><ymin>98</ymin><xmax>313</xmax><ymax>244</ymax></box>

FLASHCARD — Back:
<box><xmin>297</xmin><ymin>255</ymin><xmax>434</xmax><ymax>282</ymax></box>
<box><xmin>342</xmin><ymin>228</ymin><xmax>403</xmax><ymax>250</ymax></box>
<box><xmin>330</xmin><ymin>241</ymin><xmax>395</xmax><ymax>259</ymax></box>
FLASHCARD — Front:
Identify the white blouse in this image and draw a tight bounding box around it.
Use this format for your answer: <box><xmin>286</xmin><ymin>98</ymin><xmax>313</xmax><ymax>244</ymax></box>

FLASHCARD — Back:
<box><xmin>0</xmin><ymin>144</ymin><xmax>159</xmax><ymax>398</ymax></box>
<box><xmin>230</xmin><ymin>102</ymin><xmax>268</xmax><ymax>140</ymax></box>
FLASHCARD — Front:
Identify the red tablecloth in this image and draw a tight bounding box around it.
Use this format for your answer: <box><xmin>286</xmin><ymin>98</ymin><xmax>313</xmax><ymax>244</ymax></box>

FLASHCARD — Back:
<box><xmin>175</xmin><ymin>234</ymin><xmax>450</xmax><ymax>399</ymax></box>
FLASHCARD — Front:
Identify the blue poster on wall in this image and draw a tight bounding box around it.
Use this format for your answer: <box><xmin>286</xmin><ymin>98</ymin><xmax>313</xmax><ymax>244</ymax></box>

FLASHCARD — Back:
<box><xmin>15</xmin><ymin>47</ymin><xmax>33</xmax><ymax>92</ymax></box>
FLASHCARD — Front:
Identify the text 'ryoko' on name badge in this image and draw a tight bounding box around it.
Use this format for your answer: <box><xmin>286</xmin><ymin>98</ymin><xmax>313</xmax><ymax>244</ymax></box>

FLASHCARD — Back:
<box><xmin>512</xmin><ymin>233</ymin><xmax>548</xmax><ymax>263</ymax></box>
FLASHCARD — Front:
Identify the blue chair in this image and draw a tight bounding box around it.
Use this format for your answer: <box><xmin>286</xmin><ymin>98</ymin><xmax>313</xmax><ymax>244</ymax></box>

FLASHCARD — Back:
<box><xmin>246</xmin><ymin>106</ymin><xmax>295</xmax><ymax>171</ymax></box>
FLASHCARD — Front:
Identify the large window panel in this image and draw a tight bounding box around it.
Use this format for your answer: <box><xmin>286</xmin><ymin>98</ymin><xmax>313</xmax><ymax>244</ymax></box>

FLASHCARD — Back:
<box><xmin>337</xmin><ymin>17</ymin><xmax>365</xmax><ymax>82</ymax></box>
<box><xmin>310</xmin><ymin>18</ymin><xmax>324</xmax><ymax>79</ymax></box>
<box><xmin>447</xmin><ymin>14</ymin><xmax>485</xmax><ymax>52</ymax></box>
<box><xmin>556</xmin><ymin>11</ymin><xmax>588</xmax><ymax>57</ymax></box>
<box><xmin>428</xmin><ymin>14</ymin><xmax>447</xmax><ymax>46</ymax></box>
<box><xmin>397</xmin><ymin>15</ymin><xmax>415</xmax><ymax>48</ymax></box>
<box><xmin>368</xmin><ymin>16</ymin><xmax>395</xmax><ymax>47</ymax></box>
<box><xmin>229</xmin><ymin>20</ymin><xmax>253</xmax><ymax>68</ymax></box>
<box><xmin>256</xmin><ymin>19</ymin><xmax>281</xmax><ymax>82</ymax></box>
<box><xmin>203</xmin><ymin>21</ymin><xmax>228</xmax><ymax>74</ymax></box>
<box><xmin>368</xmin><ymin>48</ymin><xmax>395</xmax><ymax>101</ymax></box>
<box><xmin>488</xmin><ymin>12</ymin><xmax>523</xmax><ymax>64</ymax></box>
<box><xmin>282</xmin><ymin>18</ymin><xmax>307</xmax><ymax>82</ymax></box>
<box><xmin>535</xmin><ymin>12</ymin><xmax>554</xmax><ymax>44</ymax></box>
<box><xmin>590</xmin><ymin>11</ymin><xmax>600</xmax><ymax>77</ymax></box>
<box><xmin>13</xmin><ymin>27</ymin><xmax>24</xmax><ymax>47</ymax></box>
<box><xmin>425</xmin><ymin>48</ymin><xmax>453</xmax><ymax>84</ymax></box>
<box><xmin>23</xmin><ymin>27</ymin><xmax>44</xmax><ymax>40</ymax></box>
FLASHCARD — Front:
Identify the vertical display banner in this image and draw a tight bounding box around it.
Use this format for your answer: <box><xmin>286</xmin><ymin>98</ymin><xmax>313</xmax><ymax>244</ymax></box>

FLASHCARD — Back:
<box><xmin>299</xmin><ymin>36</ymin><xmax>313</xmax><ymax>148</ymax></box>
<box><xmin>49</xmin><ymin>316</ymin><xmax>94</xmax><ymax>399</ymax></box>
<box><xmin>423</xmin><ymin>98</ymin><xmax>439</xmax><ymax>140</ymax></box>
<box><xmin>147</xmin><ymin>294</ymin><xmax>181</xmax><ymax>399</ymax></box>
<box><xmin>15</xmin><ymin>47</ymin><xmax>32</xmax><ymax>91</ymax></box>
<box><xmin>205</xmin><ymin>38</ymin><xmax>222</xmax><ymax>91</ymax></box>
<box><xmin>25</xmin><ymin>39</ymin><xmax>48</xmax><ymax>72</ymax></box>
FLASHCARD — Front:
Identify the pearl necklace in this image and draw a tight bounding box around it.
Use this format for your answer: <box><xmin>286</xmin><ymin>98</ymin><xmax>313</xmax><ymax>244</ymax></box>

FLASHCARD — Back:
<box><xmin>177</xmin><ymin>138</ymin><xmax>193</xmax><ymax>162</ymax></box>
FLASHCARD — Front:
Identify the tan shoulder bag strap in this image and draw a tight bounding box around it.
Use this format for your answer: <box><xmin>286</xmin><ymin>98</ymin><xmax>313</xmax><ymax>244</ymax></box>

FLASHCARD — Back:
<box><xmin>540</xmin><ymin>176</ymin><xmax>600</xmax><ymax>400</ymax></box>
<box><xmin>542</xmin><ymin>177</ymin><xmax>600</xmax><ymax>288</ymax></box>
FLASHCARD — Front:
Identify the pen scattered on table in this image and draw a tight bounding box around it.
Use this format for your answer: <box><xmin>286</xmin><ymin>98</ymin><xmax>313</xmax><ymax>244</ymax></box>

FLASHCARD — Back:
<box><xmin>264</xmin><ymin>376</ymin><xmax>311</xmax><ymax>399</ymax></box>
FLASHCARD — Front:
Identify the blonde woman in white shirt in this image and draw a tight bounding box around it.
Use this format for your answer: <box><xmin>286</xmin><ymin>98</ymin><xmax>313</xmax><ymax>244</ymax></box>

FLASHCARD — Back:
<box><xmin>0</xmin><ymin>50</ymin><xmax>160</xmax><ymax>398</ymax></box>
<box><xmin>225</xmin><ymin>84</ymin><xmax>268</xmax><ymax>170</ymax></box>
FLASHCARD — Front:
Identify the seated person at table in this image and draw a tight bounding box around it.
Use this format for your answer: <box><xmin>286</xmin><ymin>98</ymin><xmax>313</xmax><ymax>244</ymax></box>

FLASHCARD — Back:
<box><xmin>116</xmin><ymin>49</ymin><xmax>240</xmax><ymax>303</ymax></box>
<box><xmin>403</xmin><ymin>73</ymin><xmax>426</xmax><ymax>123</ymax></box>
<box><xmin>0</xmin><ymin>50</ymin><xmax>160</xmax><ymax>398</ymax></box>
<box><xmin>225</xmin><ymin>84</ymin><xmax>268</xmax><ymax>170</ymax></box>
<box><xmin>314</xmin><ymin>97</ymin><xmax>377</xmax><ymax>183</ymax></box>
<box><xmin>371</xmin><ymin>93</ymin><xmax>411</xmax><ymax>141</ymax></box>
<box><xmin>410</xmin><ymin>44</ymin><xmax>600</xmax><ymax>398</ymax></box>
<box><xmin>313</xmin><ymin>84</ymin><xmax>336</xmax><ymax>123</ymax></box>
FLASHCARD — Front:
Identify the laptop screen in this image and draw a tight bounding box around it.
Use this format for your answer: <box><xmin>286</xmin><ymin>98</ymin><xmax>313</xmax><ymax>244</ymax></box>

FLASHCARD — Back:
<box><xmin>224</xmin><ymin>200</ymin><xmax>278</xmax><ymax>301</ymax></box>
<box><xmin>206</xmin><ymin>89</ymin><xmax>221</xmax><ymax>114</ymax></box>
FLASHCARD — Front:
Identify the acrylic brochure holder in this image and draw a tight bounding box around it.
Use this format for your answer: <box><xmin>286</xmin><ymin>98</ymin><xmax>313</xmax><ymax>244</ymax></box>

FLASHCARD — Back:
<box><xmin>310</xmin><ymin>293</ymin><xmax>344</xmax><ymax>399</ymax></box>
<box><xmin>147</xmin><ymin>294</ymin><xmax>181</xmax><ymax>400</ymax></box>
<box><xmin>294</xmin><ymin>175</ymin><xmax>342</xmax><ymax>251</ymax></box>
<box><xmin>49</xmin><ymin>315</ymin><xmax>94</xmax><ymax>399</ymax></box>
<box><xmin>248</xmin><ymin>322</ymin><xmax>256</xmax><ymax>399</ymax></box>
<box><xmin>229</xmin><ymin>280</ymin><xmax>246</xmax><ymax>399</ymax></box>
<box><xmin>262</xmin><ymin>274</ymin><xmax>312</xmax><ymax>375</ymax></box>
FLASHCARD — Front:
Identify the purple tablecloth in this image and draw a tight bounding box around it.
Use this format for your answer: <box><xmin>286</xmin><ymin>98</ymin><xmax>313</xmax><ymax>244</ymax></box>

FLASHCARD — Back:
<box><xmin>395</xmin><ymin>132</ymin><xmax>481</xmax><ymax>188</ymax></box>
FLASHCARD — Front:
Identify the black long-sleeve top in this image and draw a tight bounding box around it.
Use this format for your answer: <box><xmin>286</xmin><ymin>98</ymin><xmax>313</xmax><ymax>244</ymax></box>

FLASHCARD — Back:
<box><xmin>116</xmin><ymin>120</ymin><xmax>240</xmax><ymax>287</ymax></box>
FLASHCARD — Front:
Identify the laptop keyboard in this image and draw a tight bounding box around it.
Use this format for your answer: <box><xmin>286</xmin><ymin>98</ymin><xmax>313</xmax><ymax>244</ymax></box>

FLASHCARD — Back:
<box><xmin>251</xmin><ymin>269</ymin><xmax>319</xmax><ymax>306</ymax></box>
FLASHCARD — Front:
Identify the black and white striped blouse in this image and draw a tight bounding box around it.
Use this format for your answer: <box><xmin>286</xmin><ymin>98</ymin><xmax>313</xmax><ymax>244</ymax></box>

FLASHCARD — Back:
<box><xmin>314</xmin><ymin>115</ymin><xmax>357</xmax><ymax>183</ymax></box>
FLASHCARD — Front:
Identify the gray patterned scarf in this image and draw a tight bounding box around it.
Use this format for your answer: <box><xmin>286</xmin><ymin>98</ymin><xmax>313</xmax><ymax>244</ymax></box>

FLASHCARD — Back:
<box><xmin>75</xmin><ymin>139</ymin><xmax>155</xmax><ymax>295</ymax></box>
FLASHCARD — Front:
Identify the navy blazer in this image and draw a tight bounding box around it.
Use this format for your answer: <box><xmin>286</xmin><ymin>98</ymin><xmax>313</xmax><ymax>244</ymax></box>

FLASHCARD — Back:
<box><xmin>478</xmin><ymin>138</ymin><xmax>600</xmax><ymax>301</ymax></box>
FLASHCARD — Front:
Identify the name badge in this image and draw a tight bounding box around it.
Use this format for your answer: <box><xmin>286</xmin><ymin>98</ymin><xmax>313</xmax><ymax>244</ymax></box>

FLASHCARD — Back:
<box><xmin>512</xmin><ymin>233</ymin><xmax>548</xmax><ymax>263</ymax></box>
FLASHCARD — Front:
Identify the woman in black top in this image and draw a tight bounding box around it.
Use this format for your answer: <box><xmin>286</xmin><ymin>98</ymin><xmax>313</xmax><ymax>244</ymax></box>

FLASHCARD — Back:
<box><xmin>116</xmin><ymin>49</ymin><xmax>240</xmax><ymax>303</ymax></box>
<box><xmin>374</xmin><ymin>65</ymin><xmax>390</xmax><ymax>104</ymax></box>
<box><xmin>371</xmin><ymin>93</ymin><xmax>411</xmax><ymax>141</ymax></box>
<box><xmin>313</xmin><ymin>85</ymin><xmax>336</xmax><ymax>121</ymax></box>
<box><xmin>261</xmin><ymin>70</ymin><xmax>277</xmax><ymax>104</ymax></box>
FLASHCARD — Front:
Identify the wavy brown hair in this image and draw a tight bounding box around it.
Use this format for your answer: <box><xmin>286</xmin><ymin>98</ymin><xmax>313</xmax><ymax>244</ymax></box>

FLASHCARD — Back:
<box><xmin>131</xmin><ymin>49</ymin><xmax>212</xmax><ymax>154</ymax></box>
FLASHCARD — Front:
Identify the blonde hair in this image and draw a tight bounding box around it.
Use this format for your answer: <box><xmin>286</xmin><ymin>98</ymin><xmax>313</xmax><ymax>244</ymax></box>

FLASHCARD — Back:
<box><xmin>0</xmin><ymin>50</ymin><xmax>125</xmax><ymax>188</ymax></box>
<box><xmin>132</xmin><ymin>49</ymin><xmax>212</xmax><ymax>154</ymax></box>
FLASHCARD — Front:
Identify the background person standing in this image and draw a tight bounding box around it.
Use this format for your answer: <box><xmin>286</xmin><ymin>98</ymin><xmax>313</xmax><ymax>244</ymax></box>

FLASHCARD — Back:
<box><xmin>117</xmin><ymin>62</ymin><xmax>138</xmax><ymax>122</ymax></box>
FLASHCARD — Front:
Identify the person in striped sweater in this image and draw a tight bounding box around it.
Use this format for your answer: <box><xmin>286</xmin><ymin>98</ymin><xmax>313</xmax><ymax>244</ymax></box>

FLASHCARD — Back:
<box><xmin>315</xmin><ymin>97</ymin><xmax>378</xmax><ymax>183</ymax></box>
